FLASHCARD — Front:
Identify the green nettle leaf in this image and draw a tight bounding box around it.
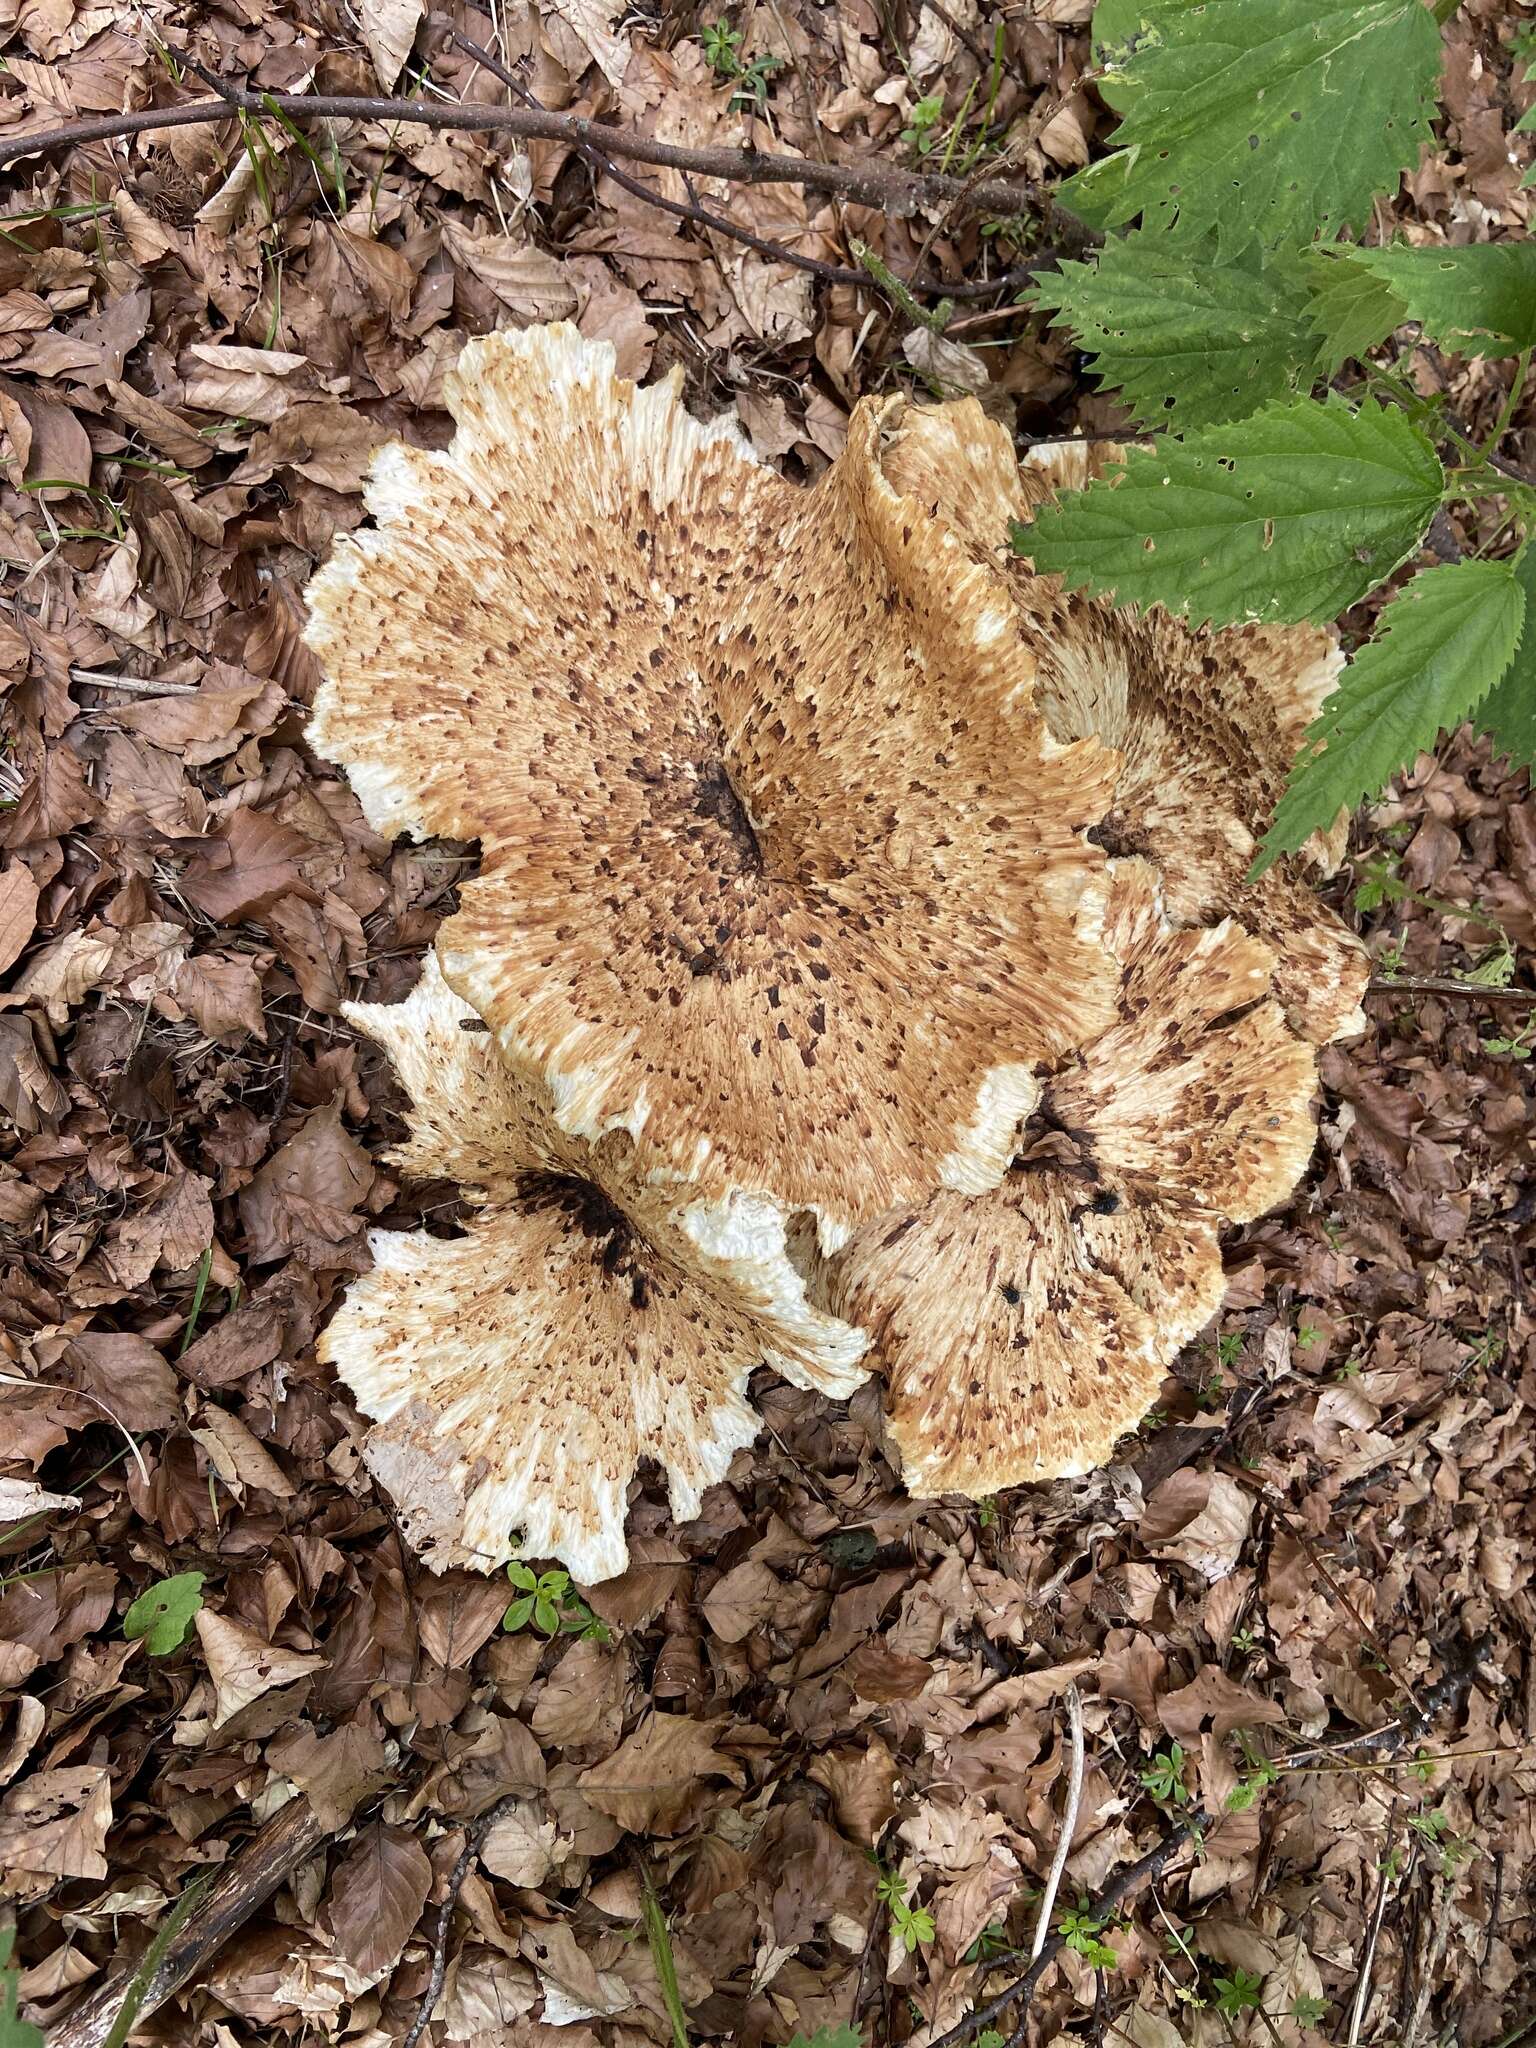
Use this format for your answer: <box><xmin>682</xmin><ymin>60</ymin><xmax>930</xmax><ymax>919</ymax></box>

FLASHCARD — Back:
<box><xmin>1259</xmin><ymin>560</ymin><xmax>1526</xmax><ymax>868</ymax></box>
<box><xmin>1032</xmin><ymin>241</ymin><xmax>1319</xmax><ymax>429</ymax></box>
<box><xmin>122</xmin><ymin>1570</ymin><xmax>205</xmax><ymax>1656</ymax></box>
<box><xmin>1302</xmin><ymin>254</ymin><xmax>1408</xmax><ymax>375</ymax></box>
<box><xmin>1325</xmin><ymin>243</ymin><xmax>1536</xmax><ymax>357</ymax></box>
<box><xmin>1478</xmin><ymin>551</ymin><xmax>1536</xmax><ymax>773</ymax></box>
<box><xmin>1017</xmin><ymin>397</ymin><xmax>1443</xmax><ymax>629</ymax></box>
<box><xmin>1060</xmin><ymin>0</ymin><xmax>1442</xmax><ymax>258</ymax></box>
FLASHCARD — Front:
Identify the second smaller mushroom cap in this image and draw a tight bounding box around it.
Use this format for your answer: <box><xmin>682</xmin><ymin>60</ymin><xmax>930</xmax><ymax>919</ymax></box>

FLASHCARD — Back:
<box><xmin>323</xmin><ymin>955</ymin><xmax>869</xmax><ymax>1584</ymax></box>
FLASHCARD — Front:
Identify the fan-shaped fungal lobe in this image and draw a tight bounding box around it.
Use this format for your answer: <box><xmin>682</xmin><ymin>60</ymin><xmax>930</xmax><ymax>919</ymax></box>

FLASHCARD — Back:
<box><xmin>305</xmin><ymin>325</ymin><xmax>1119</xmax><ymax>1248</ymax></box>
<box><xmin>325</xmin><ymin>957</ymin><xmax>867</xmax><ymax>1583</ymax></box>
<box><xmin>878</xmin><ymin>400</ymin><xmax>1369</xmax><ymax>1046</ymax></box>
<box><xmin>819</xmin><ymin>863</ymin><xmax>1318</xmax><ymax>1497</ymax></box>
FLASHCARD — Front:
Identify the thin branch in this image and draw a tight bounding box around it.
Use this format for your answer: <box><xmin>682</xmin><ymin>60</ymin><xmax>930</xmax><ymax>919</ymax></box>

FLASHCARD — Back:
<box><xmin>1349</xmin><ymin>1811</ymin><xmax>1398</xmax><ymax>2047</ymax></box>
<box><xmin>1368</xmin><ymin>974</ymin><xmax>1536</xmax><ymax>1006</ymax></box>
<box><xmin>443</xmin><ymin>30</ymin><xmax>1045</xmax><ymax>301</ymax></box>
<box><xmin>48</xmin><ymin>1797</ymin><xmax>330</xmax><ymax>2048</ymax></box>
<box><xmin>0</xmin><ymin>80</ymin><xmax>1079</xmax><ymax>230</ymax></box>
<box><xmin>927</xmin><ymin>1808</ymin><xmax>1210</xmax><ymax>2048</ymax></box>
<box><xmin>401</xmin><ymin>1793</ymin><xmax>521</xmax><ymax>2048</ymax></box>
<box><xmin>1029</xmin><ymin>1682</ymin><xmax>1084</xmax><ymax>1962</ymax></box>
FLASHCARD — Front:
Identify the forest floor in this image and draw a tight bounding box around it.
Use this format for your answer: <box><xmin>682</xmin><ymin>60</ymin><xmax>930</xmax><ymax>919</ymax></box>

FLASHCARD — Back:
<box><xmin>2</xmin><ymin>0</ymin><xmax>1536</xmax><ymax>2043</ymax></box>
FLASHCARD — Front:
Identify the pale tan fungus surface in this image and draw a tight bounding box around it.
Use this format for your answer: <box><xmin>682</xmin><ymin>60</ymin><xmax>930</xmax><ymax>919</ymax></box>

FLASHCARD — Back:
<box><xmin>820</xmin><ymin>862</ymin><xmax>1320</xmax><ymax>1496</ymax></box>
<box><xmin>305</xmin><ymin>324</ymin><xmax>1119</xmax><ymax>1249</ymax></box>
<box><xmin>879</xmin><ymin>401</ymin><xmax>1370</xmax><ymax>1047</ymax></box>
<box><xmin>323</xmin><ymin>957</ymin><xmax>868</xmax><ymax>1583</ymax></box>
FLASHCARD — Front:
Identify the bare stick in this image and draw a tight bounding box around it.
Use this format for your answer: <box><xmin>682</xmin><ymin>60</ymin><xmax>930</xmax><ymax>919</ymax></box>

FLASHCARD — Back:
<box><xmin>926</xmin><ymin>1807</ymin><xmax>1211</xmax><ymax>2048</ymax></box>
<box><xmin>48</xmin><ymin>1796</ymin><xmax>330</xmax><ymax>2048</ymax></box>
<box><xmin>1348</xmin><ymin>1812</ymin><xmax>1398</xmax><ymax>2048</ymax></box>
<box><xmin>1368</xmin><ymin>974</ymin><xmax>1536</xmax><ymax>1006</ymax></box>
<box><xmin>1029</xmin><ymin>1682</ymin><xmax>1084</xmax><ymax>1961</ymax></box>
<box><xmin>401</xmin><ymin>1793</ymin><xmax>521</xmax><ymax>2048</ymax></box>
<box><xmin>443</xmin><ymin>29</ymin><xmax>1045</xmax><ymax>301</ymax></box>
<box><xmin>0</xmin><ymin>84</ymin><xmax>1078</xmax><ymax>227</ymax></box>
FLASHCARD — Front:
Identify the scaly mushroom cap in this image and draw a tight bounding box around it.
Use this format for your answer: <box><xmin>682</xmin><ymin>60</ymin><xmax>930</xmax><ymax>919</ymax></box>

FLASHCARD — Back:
<box><xmin>877</xmin><ymin>401</ymin><xmax>1369</xmax><ymax>1046</ymax></box>
<box><xmin>305</xmin><ymin>325</ymin><xmax>1119</xmax><ymax>1247</ymax></box>
<box><xmin>324</xmin><ymin>957</ymin><xmax>867</xmax><ymax>1583</ymax></box>
<box><xmin>818</xmin><ymin>862</ymin><xmax>1318</xmax><ymax>1496</ymax></box>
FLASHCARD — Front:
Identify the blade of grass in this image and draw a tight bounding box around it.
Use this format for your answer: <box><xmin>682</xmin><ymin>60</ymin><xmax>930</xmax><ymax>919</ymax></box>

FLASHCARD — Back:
<box><xmin>177</xmin><ymin>1247</ymin><xmax>215</xmax><ymax>1358</ymax></box>
<box><xmin>639</xmin><ymin>1868</ymin><xmax>689</xmax><ymax>2048</ymax></box>
<box><xmin>101</xmin><ymin>1874</ymin><xmax>212</xmax><ymax>2048</ymax></box>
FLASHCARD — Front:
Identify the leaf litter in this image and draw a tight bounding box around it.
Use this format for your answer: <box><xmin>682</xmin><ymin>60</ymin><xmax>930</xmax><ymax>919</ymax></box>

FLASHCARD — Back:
<box><xmin>1</xmin><ymin>0</ymin><xmax>1534</xmax><ymax>2041</ymax></box>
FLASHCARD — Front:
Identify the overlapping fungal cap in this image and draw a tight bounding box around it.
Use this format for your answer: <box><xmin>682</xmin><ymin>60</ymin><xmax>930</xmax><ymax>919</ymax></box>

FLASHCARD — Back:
<box><xmin>877</xmin><ymin>400</ymin><xmax>1369</xmax><ymax>1047</ymax></box>
<box><xmin>324</xmin><ymin>956</ymin><xmax>868</xmax><ymax>1583</ymax></box>
<box><xmin>305</xmin><ymin>324</ymin><xmax>1119</xmax><ymax>1249</ymax></box>
<box><xmin>817</xmin><ymin>862</ymin><xmax>1318</xmax><ymax>1496</ymax></box>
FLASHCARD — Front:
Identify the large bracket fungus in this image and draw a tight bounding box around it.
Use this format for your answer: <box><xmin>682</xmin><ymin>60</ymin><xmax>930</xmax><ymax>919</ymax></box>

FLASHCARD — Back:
<box><xmin>305</xmin><ymin>323</ymin><xmax>1356</xmax><ymax>1580</ymax></box>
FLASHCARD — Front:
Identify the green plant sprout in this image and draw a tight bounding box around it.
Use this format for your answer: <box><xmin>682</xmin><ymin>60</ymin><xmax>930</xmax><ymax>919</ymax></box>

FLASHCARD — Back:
<box><xmin>699</xmin><ymin>21</ymin><xmax>783</xmax><ymax>113</ymax></box>
<box><xmin>874</xmin><ymin>1867</ymin><xmax>934</xmax><ymax>1952</ymax></box>
<box><xmin>1213</xmin><ymin>1967</ymin><xmax>1265</xmax><ymax>2016</ymax></box>
<box><xmin>902</xmin><ymin>95</ymin><xmax>945</xmax><ymax>156</ymax></box>
<box><xmin>502</xmin><ymin>1563</ymin><xmax>609</xmax><ymax>1640</ymax></box>
<box><xmin>1058</xmin><ymin>1897</ymin><xmax>1119</xmax><ymax>1970</ymax></box>
<box><xmin>1140</xmin><ymin>1743</ymin><xmax>1191</xmax><ymax>1806</ymax></box>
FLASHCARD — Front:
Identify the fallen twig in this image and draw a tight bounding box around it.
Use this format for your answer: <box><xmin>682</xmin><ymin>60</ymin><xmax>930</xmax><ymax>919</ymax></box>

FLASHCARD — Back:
<box><xmin>400</xmin><ymin>1792</ymin><xmax>522</xmax><ymax>2048</ymax></box>
<box><xmin>1348</xmin><ymin>1806</ymin><xmax>1398</xmax><ymax>2046</ymax></box>
<box><xmin>1368</xmin><ymin>974</ymin><xmax>1536</xmax><ymax>1006</ymax></box>
<box><xmin>443</xmin><ymin>29</ymin><xmax>1044</xmax><ymax>301</ymax></box>
<box><xmin>47</xmin><ymin>1796</ymin><xmax>330</xmax><ymax>2048</ymax></box>
<box><xmin>1029</xmin><ymin>1681</ymin><xmax>1084</xmax><ymax>1962</ymax></box>
<box><xmin>0</xmin><ymin>77</ymin><xmax>1080</xmax><ymax>232</ymax></box>
<box><xmin>927</xmin><ymin>1808</ymin><xmax>1211</xmax><ymax>2048</ymax></box>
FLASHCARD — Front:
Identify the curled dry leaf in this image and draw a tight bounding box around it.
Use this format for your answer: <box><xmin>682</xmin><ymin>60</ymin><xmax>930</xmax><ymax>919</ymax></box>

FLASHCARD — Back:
<box><xmin>818</xmin><ymin>862</ymin><xmax>1319</xmax><ymax>1496</ymax></box>
<box><xmin>305</xmin><ymin>321</ymin><xmax>1118</xmax><ymax>1250</ymax></box>
<box><xmin>322</xmin><ymin>955</ymin><xmax>866</xmax><ymax>1583</ymax></box>
<box><xmin>878</xmin><ymin>399</ymin><xmax>1370</xmax><ymax>1045</ymax></box>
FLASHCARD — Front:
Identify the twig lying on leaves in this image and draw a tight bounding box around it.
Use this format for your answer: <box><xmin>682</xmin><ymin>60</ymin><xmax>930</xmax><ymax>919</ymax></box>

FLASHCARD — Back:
<box><xmin>47</xmin><ymin>1796</ymin><xmax>330</xmax><ymax>2048</ymax></box>
<box><xmin>444</xmin><ymin>30</ymin><xmax>1044</xmax><ymax>300</ymax></box>
<box><xmin>927</xmin><ymin>1808</ymin><xmax>1212</xmax><ymax>2048</ymax></box>
<box><xmin>0</xmin><ymin>75</ymin><xmax>1083</xmax><ymax>238</ymax></box>
<box><xmin>400</xmin><ymin>1792</ymin><xmax>523</xmax><ymax>2048</ymax></box>
<box><xmin>1029</xmin><ymin>1681</ymin><xmax>1084</xmax><ymax>1962</ymax></box>
<box><xmin>1368</xmin><ymin>974</ymin><xmax>1536</xmax><ymax>1006</ymax></box>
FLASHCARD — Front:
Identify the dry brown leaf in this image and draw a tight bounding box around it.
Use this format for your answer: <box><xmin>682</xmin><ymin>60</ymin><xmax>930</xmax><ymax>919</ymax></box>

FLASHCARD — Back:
<box><xmin>0</xmin><ymin>1766</ymin><xmax>111</xmax><ymax>1890</ymax></box>
<box><xmin>325</xmin><ymin>1821</ymin><xmax>433</xmax><ymax>1978</ymax></box>
<box><xmin>359</xmin><ymin>0</ymin><xmax>423</xmax><ymax>89</ymax></box>
<box><xmin>578</xmin><ymin>1714</ymin><xmax>744</xmax><ymax>1835</ymax></box>
<box><xmin>194</xmin><ymin>1608</ymin><xmax>322</xmax><ymax>1728</ymax></box>
<box><xmin>0</xmin><ymin>862</ymin><xmax>39</xmax><ymax>977</ymax></box>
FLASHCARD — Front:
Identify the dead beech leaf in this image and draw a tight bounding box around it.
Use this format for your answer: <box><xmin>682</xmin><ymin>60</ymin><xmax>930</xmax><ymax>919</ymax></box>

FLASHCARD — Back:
<box><xmin>360</xmin><ymin>0</ymin><xmax>424</xmax><ymax>89</ymax></box>
<box><xmin>325</xmin><ymin>1821</ymin><xmax>433</xmax><ymax>1979</ymax></box>
<box><xmin>0</xmin><ymin>1766</ymin><xmax>111</xmax><ymax>1889</ymax></box>
<box><xmin>480</xmin><ymin>1797</ymin><xmax>559</xmax><ymax>1887</ymax></box>
<box><xmin>65</xmin><ymin>1331</ymin><xmax>180</xmax><ymax>1433</ymax></box>
<box><xmin>195</xmin><ymin>1608</ymin><xmax>322</xmax><ymax>1728</ymax></box>
<box><xmin>169</xmin><ymin>952</ymin><xmax>269</xmax><ymax>1045</ymax></box>
<box><xmin>0</xmin><ymin>862</ymin><xmax>39</xmax><ymax>976</ymax></box>
<box><xmin>1140</xmin><ymin>1471</ymin><xmax>1254</xmax><ymax>1581</ymax></box>
<box><xmin>439</xmin><ymin>224</ymin><xmax>580</xmax><ymax>324</ymax></box>
<box><xmin>179</xmin><ymin>807</ymin><xmax>319</xmax><ymax>923</ymax></box>
<box><xmin>542</xmin><ymin>0</ymin><xmax>631</xmax><ymax>86</ymax></box>
<box><xmin>578</xmin><ymin>1714</ymin><xmax>744</xmax><ymax>1835</ymax></box>
<box><xmin>701</xmin><ymin>1558</ymin><xmax>781</xmax><ymax>1644</ymax></box>
<box><xmin>192</xmin><ymin>1404</ymin><xmax>295</xmax><ymax>1499</ymax></box>
<box><xmin>0</xmin><ymin>1478</ymin><xmax>81</xmax><ymax>1522</ymax></box>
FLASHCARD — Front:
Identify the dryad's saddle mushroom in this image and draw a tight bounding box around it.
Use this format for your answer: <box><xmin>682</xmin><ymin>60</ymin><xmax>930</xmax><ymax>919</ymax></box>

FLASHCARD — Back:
<box><xmin>304</xmin><ymin>323</ymin><xmax>1362</xmax><ymax>1579</ymax></box>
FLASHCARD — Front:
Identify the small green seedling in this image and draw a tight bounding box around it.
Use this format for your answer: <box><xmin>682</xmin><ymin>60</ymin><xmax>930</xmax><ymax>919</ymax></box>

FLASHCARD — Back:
<box><xmin>699</xmin><ymin>20</ymin><xmax>783</xmax><ymax>112</ymax></box>
<box><xmin>123</xmin><ymin>1571</ymin><xmax>205</xmax><ymax>1656</ymax></box>
<box><xmin>1059</xmin><ymin>1898</ymin><xmax>1118</xmax><ymax>1970</ymax></box>
<box><xmin>1140</xmin><ymin>1743</ymin><xmax>1191</xmax><ymax>1806</ymax></box>
<box><xmin>1214</xmin><ymin>1967</ymin><xmax>1265</xmax><ymax>2015</ymax></box>
<box><xmin>1291</xmin><ymin>1993</ymin><xmax>1330</xmax><ymax>2026</ymax></box>
<box><xmin>875</xmin><ymin>1868</ymin><xmax>934</xmax><ymax>1952</ymax></box>
<box><xmin>902</xmin><ymin>94</ymin><xmax>945</xmax><ymax>155</ymax></box>
<box><xmin>503</xmin><ymin>1563</ymin><xmax>609</xmax><ymax>1640</ymax></box>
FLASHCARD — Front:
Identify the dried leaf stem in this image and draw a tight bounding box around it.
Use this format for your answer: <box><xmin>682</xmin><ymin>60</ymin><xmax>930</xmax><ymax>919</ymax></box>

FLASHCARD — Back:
<box><xmin>1029</xmin><ymin>1681</ymin><xmax>1084</xmax><ymax>1962</ymax></box>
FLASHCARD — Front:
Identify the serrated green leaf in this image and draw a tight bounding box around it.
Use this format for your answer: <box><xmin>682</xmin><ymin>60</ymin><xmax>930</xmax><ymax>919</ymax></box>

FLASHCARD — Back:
<box><xmin>1259</xmin><ymin>560</ymin><xmax>1525</xmax><ymax>868</ymax></box>
<box><xmin>785</xmin><ymin>2028</ymin><xmax>864</xmax><ymax>2048</ymax></box>
<box><xmin>1325</xmin><ymin>243</ymin><xmax>1536</xmax><ymax>357</ymax></box>
<box><xmin>1017</xmin><ymin>397</ymin><xmax>1443</xmax><ymax>629</ymax></box>
<box><xmin>1032</xmin><ymin>240</ymin><xmax>1318</xmax><ymax>429</ymax></box>
<box><xmin>1301</xmin><ymin>252</ymin><xmax>1407</xmax><ymax>375</ymax></box>
<box><xmin>122</xmin><ymin>1570</ymin><xmax>204</xmax><ymax>1656</ymax></box>
<box><xmin>1517</xmin><ymin>103</ymin><xmax>1536</xmax><ymax>189</ymax></box>
<box><xmin>1478</xmin><ymin>550</ymin><xmax>1536</xmax><ymax>772</ymax></box>
<box><xmin>1</xmin><ymin>1926</ymin><xmax>43</xmax><ymax>2048</ymax></box>
<box><xmin>1062</xmin><ymin>0</ymin><xmax>1442</xmax><ymax>259</ymax></box>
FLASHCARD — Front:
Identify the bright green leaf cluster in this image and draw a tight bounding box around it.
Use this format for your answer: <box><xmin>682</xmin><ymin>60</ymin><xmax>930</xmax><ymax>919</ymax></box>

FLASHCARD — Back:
<box><xmin>1026</xmin><ymin>0</ymin><xmax>1536</xmax><ymax>857</ymax></box>
<box><xmin>502</xmin><ymin>1562</ymin><xmax>610</xmax><ymax>1641</ymax></box>
<box><xmin>1060</xmin><ymin>0</ymin><xmax>1442</xmax><ymax>258</ymax></box>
